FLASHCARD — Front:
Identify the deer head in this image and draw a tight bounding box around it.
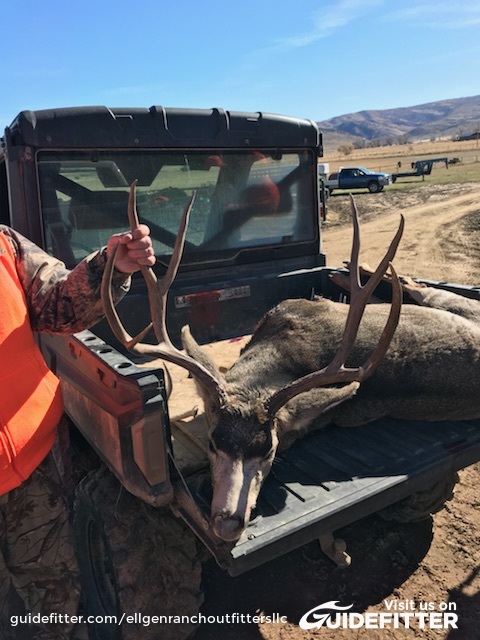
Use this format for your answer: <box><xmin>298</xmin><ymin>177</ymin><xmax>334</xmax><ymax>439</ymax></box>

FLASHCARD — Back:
<box><xmin>102</xmin><ymin>182</ymin><xmax>404</xmax><ymax>542</ymax></box>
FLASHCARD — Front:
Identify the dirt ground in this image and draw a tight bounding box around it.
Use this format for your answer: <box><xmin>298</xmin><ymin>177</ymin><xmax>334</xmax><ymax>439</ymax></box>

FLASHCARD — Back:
<box><xmin>193</xmin><ymin>182</ymin><xmax>480</xmax><ymax>640</ymax></box>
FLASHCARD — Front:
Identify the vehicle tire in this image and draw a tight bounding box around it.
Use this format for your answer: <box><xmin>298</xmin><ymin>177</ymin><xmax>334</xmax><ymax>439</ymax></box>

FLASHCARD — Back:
<box><xmin>73</xmin><ymin>466</ymin><xmax>204</xmax><ymax>640</ymax></box>
<box><xmin>377</xmin><ymin>472</ymin><xmax>458</xmax><ymax>523</ymax></box>
<box><xmin>368</xmin><ymin>181</ymin><xmax>380</xmax><ymax>193</ymax></box>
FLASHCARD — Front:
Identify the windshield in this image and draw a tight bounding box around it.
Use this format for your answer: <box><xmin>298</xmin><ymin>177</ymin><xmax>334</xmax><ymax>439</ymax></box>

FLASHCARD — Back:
<box><xmin>37</xmin><ymin>149</ymin><xmax>317</xmax><ymax>268</ymax></box>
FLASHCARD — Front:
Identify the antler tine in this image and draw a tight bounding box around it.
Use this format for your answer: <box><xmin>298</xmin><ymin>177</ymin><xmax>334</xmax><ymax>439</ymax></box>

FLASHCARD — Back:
<box><xmin>266</xmin><ymin>199</ymin><xmax>404</xmax><ymax>418</ymax></box>
<box><xmin>349</xmin><ymin>196</ymin><xmax>404</xmax><ymax>298</ymax></box>
<box><xmin>127</xmin><ymin>178</ymin><xmax>191</xmax><ymax>352</ymax></box>
<box><xmin>101</xmin><ymin>239</ymin><xmax>152</xmax><ymax>352</ymax></box>
<box><xmin>360</xmin><ymin>261</ymin><xmax>402</xmax><ymax>378</ymax></box>
<box><xmin>328</xmin><ymin>196</ymin><xmax>404</xmax><ymax>371</ymax></box>
<box><xmin>101</xmin><ymin>181</ymin><xmax>227</xmax><ymax>402</ymax></box>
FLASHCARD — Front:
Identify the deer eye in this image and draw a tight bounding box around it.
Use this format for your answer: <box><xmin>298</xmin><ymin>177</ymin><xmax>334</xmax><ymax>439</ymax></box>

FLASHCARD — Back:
<box><xmin>262</xmin><ymin>448</ymin><xmax>275</xmax><ymax>462</ymax></box>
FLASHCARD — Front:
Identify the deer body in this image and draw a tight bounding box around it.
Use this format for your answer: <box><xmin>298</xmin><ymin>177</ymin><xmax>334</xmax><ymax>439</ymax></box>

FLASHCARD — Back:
<box><xmin>219</xmin><ymin>295</ymin><xmax>480</xmax><ymax>432</ymax></box>
<box><xmin>183</xmin><ymin>289</ymin><xmax>480</xmax><ymax>540</ymax></box>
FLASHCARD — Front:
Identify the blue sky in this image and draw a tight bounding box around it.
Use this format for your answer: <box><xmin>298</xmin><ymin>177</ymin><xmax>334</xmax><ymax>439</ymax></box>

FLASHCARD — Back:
<box><xmin>1</xmin><ymin>0</ymin><xmax>479</xmax><ymax>131</ymax></box>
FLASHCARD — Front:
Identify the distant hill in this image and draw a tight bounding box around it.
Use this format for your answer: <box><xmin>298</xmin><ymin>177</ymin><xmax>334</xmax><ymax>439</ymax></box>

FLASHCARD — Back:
<box><xmin>317</xmin><ymin>95</ymin><xmax>480</xmax><ymax>151</ymax></box>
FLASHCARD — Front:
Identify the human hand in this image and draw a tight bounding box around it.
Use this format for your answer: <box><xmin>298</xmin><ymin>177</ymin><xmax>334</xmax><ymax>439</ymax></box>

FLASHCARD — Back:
<box><xmin>106</xmin><ymin>224</ymin><xmax>155</xmax><ymax>273</ymax></box>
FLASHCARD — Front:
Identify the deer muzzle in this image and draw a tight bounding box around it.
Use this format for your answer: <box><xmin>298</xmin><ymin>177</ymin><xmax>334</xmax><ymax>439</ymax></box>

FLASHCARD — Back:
<box><xmin>212</xmin><ymin>511</ymin><xmax>246</xmax><ymax>542</ymax></box>
<box><xmin>209</xmin><ymin>452</ymin><xmax>264</xmax><ymax>542</ymax></box>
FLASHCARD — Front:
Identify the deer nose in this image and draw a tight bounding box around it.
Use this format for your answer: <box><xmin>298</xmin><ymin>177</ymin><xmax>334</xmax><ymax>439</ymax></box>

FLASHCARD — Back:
<box><xmin>212</xmin><ymin>511</ymin><xmax>245</xmax><ymax>542</ymax></box>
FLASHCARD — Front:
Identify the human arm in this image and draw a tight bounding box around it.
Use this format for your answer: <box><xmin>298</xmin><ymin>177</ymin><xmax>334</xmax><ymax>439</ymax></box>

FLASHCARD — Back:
<box><xmin>2</xmin><ymin>224</ymin><xmax>154</xmax><ymax>333</ymax></box>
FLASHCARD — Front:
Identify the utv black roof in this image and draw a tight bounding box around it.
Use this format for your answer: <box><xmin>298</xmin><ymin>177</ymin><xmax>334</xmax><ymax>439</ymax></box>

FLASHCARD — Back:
<box><xmin>6</xmin><ymin>106</ymin><xmax>323</xmax><ymax>152</ymax></box>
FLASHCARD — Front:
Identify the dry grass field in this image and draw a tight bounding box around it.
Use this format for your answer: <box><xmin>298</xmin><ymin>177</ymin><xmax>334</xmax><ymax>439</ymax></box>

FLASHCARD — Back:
<box><xmin>322</xmin><ymin>138</ymin><xmax>480</xmax><ymax>183</ymax></box>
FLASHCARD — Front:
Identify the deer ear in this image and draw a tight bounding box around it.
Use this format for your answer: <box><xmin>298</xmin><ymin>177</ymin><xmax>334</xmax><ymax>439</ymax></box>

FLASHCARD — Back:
<box><xmin>181</xmin><ymin>326</ymin><xmax>225</xmax><ymax>399</ymax></box>
<box><xmin>275</xmin><ymin>382</ymin><xmax>360</xmax><ymax>435</ymax></box>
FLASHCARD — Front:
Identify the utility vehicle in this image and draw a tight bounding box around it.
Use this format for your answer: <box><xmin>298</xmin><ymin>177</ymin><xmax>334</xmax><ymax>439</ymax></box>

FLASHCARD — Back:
<box><xmin>1</xmin><ymin>106</ymin><xmax>479</xmax><ymax>640</ymax></box>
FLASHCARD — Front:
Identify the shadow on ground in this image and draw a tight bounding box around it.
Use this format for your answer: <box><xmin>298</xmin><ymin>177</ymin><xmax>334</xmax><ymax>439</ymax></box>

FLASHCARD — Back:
<box><xmin>195</xmin><ymin>514</ymin><xmax>434</xmax><ymax>639</ymax></box>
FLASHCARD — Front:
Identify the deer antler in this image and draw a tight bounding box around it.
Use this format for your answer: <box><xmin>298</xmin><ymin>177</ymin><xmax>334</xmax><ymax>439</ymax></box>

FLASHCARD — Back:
<box><xmin>101</xmin><ymin>181</ymin><xmax>227</xmax><ymax>403</ymax></box>
<box><xmin>266</xmin><ymin>195</ymin><xmax>404</xmax><ymax>418</ymax></box>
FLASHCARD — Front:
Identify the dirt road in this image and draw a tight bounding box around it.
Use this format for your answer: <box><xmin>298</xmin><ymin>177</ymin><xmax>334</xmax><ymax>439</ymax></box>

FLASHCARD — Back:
<box><xmin>322</xmin><ymin>183</ymin><xmax>480</xmax><ymax>284</ymax></box>
<box><xmin>195</xmin><ymin>182</ymin><xmax>480</xmax><ymax>640</ymax></box>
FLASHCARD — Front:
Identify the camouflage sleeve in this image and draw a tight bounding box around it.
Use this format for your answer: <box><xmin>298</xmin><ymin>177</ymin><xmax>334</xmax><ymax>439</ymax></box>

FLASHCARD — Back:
<box><xmin>1</xmin><ymin>225</ymin><xmax>131</xmax><ymax>333</ymax></box>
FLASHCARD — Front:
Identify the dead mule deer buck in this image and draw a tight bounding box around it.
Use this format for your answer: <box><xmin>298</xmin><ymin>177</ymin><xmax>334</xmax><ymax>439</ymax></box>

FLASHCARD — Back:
<box><xmin>102</xmin><ymin>183</ymin><xmax>410</xmax><ymax>541</ymax></box>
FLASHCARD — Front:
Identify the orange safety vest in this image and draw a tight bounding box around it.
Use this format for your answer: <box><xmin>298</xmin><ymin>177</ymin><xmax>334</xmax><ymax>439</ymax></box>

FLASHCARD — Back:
<box><xmin>0</xmin><ymin>233</ymin><xmax>64</xmax><ymax>494</ymax></box>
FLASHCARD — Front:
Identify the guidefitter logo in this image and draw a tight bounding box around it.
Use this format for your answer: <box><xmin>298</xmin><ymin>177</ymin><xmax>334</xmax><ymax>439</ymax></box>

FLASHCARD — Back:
<box><xmin>299</xmin><ymin>601</ymin><xmax>354</xmax><ymax>629</ymax></box>
<box><xmin>299</xmin><ymin>599</ymin><xmax>459</xmax><ymax>630</ymax></box>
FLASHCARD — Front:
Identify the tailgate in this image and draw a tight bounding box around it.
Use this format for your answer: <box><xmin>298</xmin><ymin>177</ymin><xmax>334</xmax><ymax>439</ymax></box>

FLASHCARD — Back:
<box><xmin>173</xmin><ymin>418</ymin><xmax>480</xmax><ymax>575</ymax></box>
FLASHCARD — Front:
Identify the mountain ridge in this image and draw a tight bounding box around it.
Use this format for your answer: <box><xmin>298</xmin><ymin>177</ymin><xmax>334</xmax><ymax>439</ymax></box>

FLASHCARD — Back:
<box><xmin>316</xmin><ymin>95</ymin><xmax>480</xmax><ymax>149</ymax></box>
